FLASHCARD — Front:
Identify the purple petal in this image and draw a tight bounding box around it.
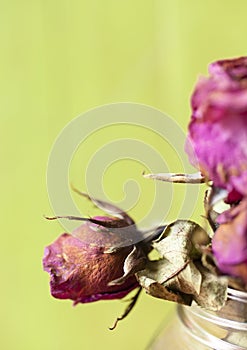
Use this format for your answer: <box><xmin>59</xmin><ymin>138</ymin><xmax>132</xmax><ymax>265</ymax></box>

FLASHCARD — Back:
<box><xmin>212</xmin><ymin>198</ymin><xmax>247</xmax><ymax>283</ymax></box>
<box><xmin>186</xmin><ymin>56</ymin><xmax>247</xmax><ymax>197</ymax></box>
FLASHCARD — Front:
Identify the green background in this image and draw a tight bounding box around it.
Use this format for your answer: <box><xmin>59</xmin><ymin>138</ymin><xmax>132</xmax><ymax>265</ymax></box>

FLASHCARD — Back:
<box><xmin>1</xmin><ymin>1</ymin><xmax>247</xmax><ymax>349</ymax></box>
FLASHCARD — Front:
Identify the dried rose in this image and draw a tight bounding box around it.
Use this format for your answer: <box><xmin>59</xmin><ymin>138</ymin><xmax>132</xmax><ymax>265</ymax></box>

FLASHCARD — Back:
<box><xmin>43</xmin><ymin>216</ymin><xmax>139</xmax><ymax>305</ymax></box>
<box><xmin>212</xmin><ymin>198</ymin><xmax>247</xmax><ymax>284</ymax></box>
<box><xmin>185</xmin><ymin>57</ymin><xmax>247</xmax><ymax>199</ymax></box>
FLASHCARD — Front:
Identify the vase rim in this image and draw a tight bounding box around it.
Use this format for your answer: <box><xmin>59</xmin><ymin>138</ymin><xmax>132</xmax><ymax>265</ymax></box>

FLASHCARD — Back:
<box><xmin>227</xmin><ymin>287</ymin><xmax>247</xmax><ymax>302</ymax></box>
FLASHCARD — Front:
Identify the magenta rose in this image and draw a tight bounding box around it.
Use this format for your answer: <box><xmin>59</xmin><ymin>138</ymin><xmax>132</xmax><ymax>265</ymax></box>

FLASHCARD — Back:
<box><xmin>185</xmin><ymin>57</ymin><xmax>247</xmax><ymax>200</ymax></box>
<box><xmin>43</xmin><ymin>216</ymin><xmax>139</xmax><ymax>304</ymax></box>
<box><xmin>212</xmin><ymin>198</ymin><xmax>247</xmax><ymax>284</ymax></box>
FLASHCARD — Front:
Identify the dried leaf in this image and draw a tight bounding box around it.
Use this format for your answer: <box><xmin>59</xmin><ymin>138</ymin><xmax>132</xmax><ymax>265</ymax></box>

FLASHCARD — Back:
<box><xmin>201</xmin><ymin>248</ymin><xmax>219</xmax><ymax>275</ymax></box>
<box><xmin>136</xmin><ymin>220</ymin><xmax>227</xmax><ymax>309</ymax></box>
<box><xmin>143</xmin><ymin>172</ymin><xmax>205</xmax><ymax>184</ymax></box>
<box><xmin>136</xmin><ymin>260</ymin><xmax>194</xmax><ymax>305</ymax></box>
<box><xmin>108</xmin><ymin>245</ymin><xmax>147</xmax><ymax>286</ymax></box>
<box><xmin>165</xmin><ymin>261</ymin><xmax>202</xmax><ymax>296</ymax></box>
<box><xmin>137</xmin><ymin>258</ymin><xmax>227</xmax><ymax>310</ymax></box>
<box><xmin>153</xmin><ymin>220</ymin><xmax>209</xmax><ymax>264</ymax></box>
<box><xmin>194</xmin><ymin>263</ymin><xmax>228</xmax><ymax>311</ymax></box>
<box><xmin>137</xmin><ymin>262</ymin><xmax>192</xmax><ymax>305</ymax></box>
<box><xmin>144</xmin><ymin>280</ymin><xmax>192</xmax><ymax>305</ymax></box>
<box><xmin>71</xmin><ymin>186</ymin><xmax>135</xmax><ymax>225</ymax></box>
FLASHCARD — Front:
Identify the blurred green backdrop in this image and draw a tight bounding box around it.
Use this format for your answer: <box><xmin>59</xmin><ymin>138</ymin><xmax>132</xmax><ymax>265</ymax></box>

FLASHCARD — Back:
<box><xmin>1</xmin><ymin>1</ymin><xmax>247</xmax><ymax>349</ymax></box>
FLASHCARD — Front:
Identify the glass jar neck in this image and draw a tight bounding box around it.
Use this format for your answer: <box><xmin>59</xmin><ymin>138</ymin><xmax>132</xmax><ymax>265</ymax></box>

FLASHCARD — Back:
<box><xmin>178</xmin><ymin>288</ymin><xmax>247</xmax><ymax>349</ymax></box>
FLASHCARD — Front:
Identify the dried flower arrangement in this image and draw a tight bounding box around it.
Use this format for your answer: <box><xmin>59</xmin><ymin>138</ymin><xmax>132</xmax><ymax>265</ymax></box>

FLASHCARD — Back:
<box><xmin>43</xmin><ymin>57</ymin><xmax>247</xmax><ymax>329</ymax></box>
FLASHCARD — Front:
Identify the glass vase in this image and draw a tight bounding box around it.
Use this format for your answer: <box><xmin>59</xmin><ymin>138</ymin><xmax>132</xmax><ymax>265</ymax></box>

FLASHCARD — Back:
<box><xmin>150</xmin><ymin>288</ymin><xmax>247</xmax><ymax>349</ymax></box>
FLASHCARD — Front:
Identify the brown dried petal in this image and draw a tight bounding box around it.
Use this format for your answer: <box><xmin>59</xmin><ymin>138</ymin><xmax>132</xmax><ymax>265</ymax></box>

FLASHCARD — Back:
<box><xmin>43</xmin><ymin>232</ymin><xmax>138</xmax><ymax>304</ymax></box>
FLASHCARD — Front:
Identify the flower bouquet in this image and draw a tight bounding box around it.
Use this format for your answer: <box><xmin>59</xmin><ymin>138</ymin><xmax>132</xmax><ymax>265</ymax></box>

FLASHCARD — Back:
<box><xmin>43</xmin><ymin>57</ymin><xmax>247</xmax><ymax>336</ymax></box>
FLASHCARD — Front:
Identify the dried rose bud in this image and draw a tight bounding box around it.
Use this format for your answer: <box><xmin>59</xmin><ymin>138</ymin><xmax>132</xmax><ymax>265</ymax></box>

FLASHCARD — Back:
<box><xmin>212</xmin><ymin>198</ymin><xmax>247</xmax><ymax>284</ymax></box>
<box><xmin>43</xmin><ymin>216</ymin><xmax>139</xmax><ymax>304</ymax></box>
<box><xmin>185</xmin><ymin>57</ymin><xmax>247</xmax><ymax>198</ymax></box>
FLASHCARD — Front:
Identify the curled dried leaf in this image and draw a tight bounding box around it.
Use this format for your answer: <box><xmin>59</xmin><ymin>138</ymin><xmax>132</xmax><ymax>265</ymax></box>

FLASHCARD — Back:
<box><xmin>153</xmin><ymin>220</ymin><xmax>209</xmax><ymax>264</ymax></box>
<box><xmin>165</xmin><ymin>261</ymin><xmax>202</xmax><ymax>297</ymax></box>
<box><xmin>71</xmin><ymin>185</ymin><xmax>135</xmax><ymax>225</ymax></box>
<box><xmin>136</xmin><ymin>260</ymin><xmax>194</xmax><ymax>305</ymax></box>
<box><xmin>108</xmin><ymin>245</ymin><xmax>147</xmax><ymax>286</ymax></box>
